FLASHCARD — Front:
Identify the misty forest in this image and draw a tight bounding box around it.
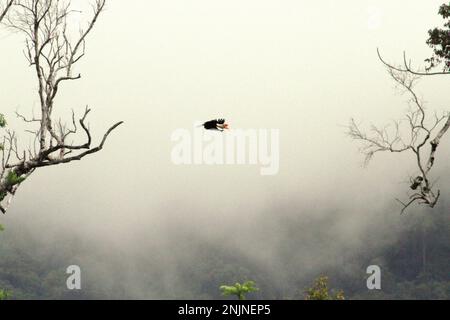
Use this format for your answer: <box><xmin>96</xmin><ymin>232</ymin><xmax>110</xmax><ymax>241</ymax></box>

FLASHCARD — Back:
<box><xmin>0</xmin><ymin>1</ymin><xmax>449</xmax><ymax>300</ymax></box>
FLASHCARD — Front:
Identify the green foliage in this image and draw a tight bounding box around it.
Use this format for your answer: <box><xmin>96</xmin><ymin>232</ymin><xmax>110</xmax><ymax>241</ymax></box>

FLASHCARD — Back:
<box><xmin>0</xmin><ymin>171</ymin><xmax>27</xmax><ymax>204</ymax></box>
<box><xmin>6</xmin><ymin>171</ymin><xmax>26</xmax><ymax>186</ymax></box>
<box><xmin>0</xmin><ymin>191</ymin><xmax>7</xmax><ymax>202</ymax></box>
<box><xmin>305</xmin><ymin>276</ymin><xmax>345</xmax><ymax>300</ymax></box>
<box><xmin>0</xmin><ymin>289</ymin><xmax>10</xmax><ymax>300</ymax></box>
<box><xmin>220</xmin><ymin>281</ymin><xmax>258</xmax><ymax>300</ymax></box>
<box><xmin>0</xmin><ymin>114</ymin><xmax>6</xmax><ymax>128</ymax></box>
<box><xmin>0</xmin><ymin>227</ymin><xmax>8</xmax><ymax>300</ymax></box>
<box><xmin>0</xmin><ymin>205</ymin><xmax>449</xmax><ymax>300</ymax></box>
<box><xmin>425</xmin><ymin>3</ymin><xmax>450</xmax><ymax>71</ymax></box>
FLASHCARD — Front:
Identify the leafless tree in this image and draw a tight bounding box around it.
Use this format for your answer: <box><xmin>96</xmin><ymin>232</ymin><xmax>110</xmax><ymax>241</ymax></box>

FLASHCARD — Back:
<box><xmin>348</xmin><ymin>53</ymin><xmax>450</xmax><ymax>214</ymax></box>
<box><xmin>0</xmin><ymin>0</ymin><xmax>14</xmax><ymax>22</ymax></box>
<box><xmin>377</xmin><ymin>49</ymin><xmax>450</xmax><ymax>77</ymax></box>
<box><xmin>0</xmin><ymin>0</ymin><xmax>123</xmax><ymax>214</ymax></box>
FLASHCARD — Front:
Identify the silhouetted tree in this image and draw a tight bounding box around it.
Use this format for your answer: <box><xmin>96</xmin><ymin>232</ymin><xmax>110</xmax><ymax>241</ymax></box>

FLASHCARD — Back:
<box><xmin>425</xmin><ymin>3</ymin><xmax>450</xmax><ymax>72</ymax></box>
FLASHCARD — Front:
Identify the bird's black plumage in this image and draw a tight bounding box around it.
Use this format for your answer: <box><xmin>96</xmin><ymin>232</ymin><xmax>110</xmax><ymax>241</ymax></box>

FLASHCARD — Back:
<box><xmin>202</xmin><ymin>119</ymin><xmax>227</xmax><ymax>130</ymax></box>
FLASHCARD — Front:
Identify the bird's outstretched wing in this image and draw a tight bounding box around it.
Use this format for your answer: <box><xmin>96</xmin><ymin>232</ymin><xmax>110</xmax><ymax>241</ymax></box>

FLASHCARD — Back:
<box><xmin>203</xmin><ymin>120</ymin><xmax>217</xmax><ymax>130</ymax></box>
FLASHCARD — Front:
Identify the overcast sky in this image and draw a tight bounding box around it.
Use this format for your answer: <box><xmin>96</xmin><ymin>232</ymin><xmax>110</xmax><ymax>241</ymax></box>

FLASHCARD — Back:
<box><xmin>0</xmin><ymin>0</ymin><xmax>448</xmax><ymax>298</ymax></box>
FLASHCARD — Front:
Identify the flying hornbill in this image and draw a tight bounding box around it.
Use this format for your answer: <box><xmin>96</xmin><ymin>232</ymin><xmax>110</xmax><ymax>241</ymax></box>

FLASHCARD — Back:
<box><xmin>201</xmin><ymin>119</ymin><xmax>229</xmax><ymax>131</ymax></box>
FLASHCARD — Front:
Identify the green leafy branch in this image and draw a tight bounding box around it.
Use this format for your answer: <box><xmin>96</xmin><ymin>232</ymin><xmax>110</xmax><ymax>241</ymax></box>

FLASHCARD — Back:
<box><xmin>305</xmin><ymin>276</ymin><xmax>345</xmax><ymax>300</ymax></box>
<box><xmin>0</xmin><ymin>289</ymin><xmax>10</xmax><ymax>300</ymax></box>
<box><xmin>220</xmin><ymin>281</ymin><xmax>258</xmax><ymax>300</ymax></box>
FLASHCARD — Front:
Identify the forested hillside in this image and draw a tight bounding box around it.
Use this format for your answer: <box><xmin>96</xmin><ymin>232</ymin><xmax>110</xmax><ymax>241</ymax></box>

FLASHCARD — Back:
<box><xmin>1</xmin><ymin>203</ymin><xmax>448</xmax><ymax>300</ymax></box>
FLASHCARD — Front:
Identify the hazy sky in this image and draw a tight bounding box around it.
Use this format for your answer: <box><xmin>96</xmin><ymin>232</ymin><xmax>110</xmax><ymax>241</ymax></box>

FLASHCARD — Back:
<box><xmin>0</xmin><ymin>0</ymin><xmax>448</xmax><ymax>298</ymax></box>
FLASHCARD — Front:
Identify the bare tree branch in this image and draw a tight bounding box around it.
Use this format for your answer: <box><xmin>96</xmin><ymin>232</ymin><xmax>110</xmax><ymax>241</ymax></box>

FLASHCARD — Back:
<box><xmin>0</xmin><ymin>0</ymin><xmax>14</xmax><ymax>23</ymax></box>
<box><xmin>0</xmin><ymin>0</ymin><xmax>123</xmax><ymax>214</ymax></box>
<box><xmin>348</xmin><ymin>61</ymin><xmax>449</xmax><ymax>213</ymax></box>
<box><xmin>377</xmin><ymin>49</ymin><xmax>450</xmax><ymax>76</ymax></box>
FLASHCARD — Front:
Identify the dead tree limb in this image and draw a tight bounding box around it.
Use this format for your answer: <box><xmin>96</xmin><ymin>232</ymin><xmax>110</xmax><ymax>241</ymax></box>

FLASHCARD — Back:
<box><xmin>0</xmin><ymin>0</ymin><xmax>123</xmax><ymax>214</ymax></box>
<box><xmin>348</xmin><ymin>64</ymin><xmax>449</xmax><ymax>213</ymax></box>
<box><xmin>377</xmin><ymin>49</ymin><xmax>450</xmax><ymax>76</ymax></box>
<box><xmin>0</xmin><ymin>0</ymin><xmax>14</xmax><ymax>23</ymax></box>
